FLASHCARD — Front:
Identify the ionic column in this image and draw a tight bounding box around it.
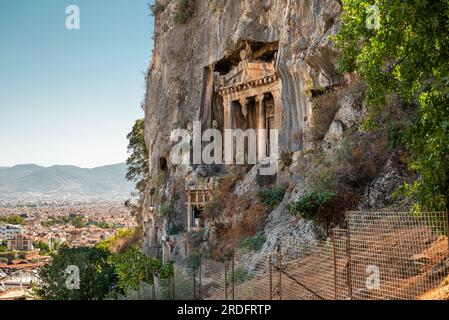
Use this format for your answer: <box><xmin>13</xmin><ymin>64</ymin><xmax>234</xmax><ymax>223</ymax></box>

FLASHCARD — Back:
<box><xmin>223</xmin><ymin>96</ymin><xmax>233</xmax><ymax>164</ymax></box>
<box><xmin>187</xmin><ymin>193</ymin><xmax>192</xmax><ymax>231</ymax></box>
<box><xmin>223</xmin><ymin>95</ymin><xmax>232</xmax><ymax>131</ymax></box>
<box><xmin>239</xmin><ymin>98</ymin><xmax>248</xmax><ymax>118</ymax></box>
<box><xmin>256</xmin><ymin>94</ymin><xmax>267</xmax><ymax>159</ymax></box>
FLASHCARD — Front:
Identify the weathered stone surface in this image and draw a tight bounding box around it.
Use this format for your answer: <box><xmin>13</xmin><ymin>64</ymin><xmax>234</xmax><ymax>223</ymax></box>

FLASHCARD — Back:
<box><xmin>358</xmin><ymin>151</ymin><xmax>412</xmax><ymax>210</ymax></box>
<box><xmin>142</xmin><ymin>0</ymin><xmax>347</xmax><ymax>260</ymax></box>
<box><xmin>323</xmin><ymin>91</ymin><xmax>363</xmax><ymax>154</ymax></box>
<box><xmin>140</xmin><ymin>0</ymin><xmax>408</xmax><ymax>263</ymax></box>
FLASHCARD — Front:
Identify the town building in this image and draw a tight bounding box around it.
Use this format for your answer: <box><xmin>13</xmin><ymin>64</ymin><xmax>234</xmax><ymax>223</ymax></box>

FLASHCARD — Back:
<box><xmin>7</xmin><ymin>234</ymin><xmax>34</xmax><ymax>252</ymax></box>
<box><xmin>0</xmin><ymin>224</ymin><xmax>24</xmax><ymax>241</ymax></box>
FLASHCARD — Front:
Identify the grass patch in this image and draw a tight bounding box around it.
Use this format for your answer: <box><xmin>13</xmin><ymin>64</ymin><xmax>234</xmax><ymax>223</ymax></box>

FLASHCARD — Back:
<box><xmin>239</xmin><ymin>234</ymin><xmax>266</xmax><ymax>252</ymax></box>
<box><xmin>258</xmin><ymin>185</ymin><xmax>286</xmax><ymax>207</ymax></box>
<box><xmin>288</xmin><ymin>192</ymin><xmax>335</xmax><ymax>220</ymax></box>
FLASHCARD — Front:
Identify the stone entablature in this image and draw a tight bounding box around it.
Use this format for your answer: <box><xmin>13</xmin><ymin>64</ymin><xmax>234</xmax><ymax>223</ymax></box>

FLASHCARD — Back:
<box><xmin>216</xmin><ymin>60</ymin><xmax>277</xmax><ymax>94</ymax></box>
<box><xmin>216</xmin><ymin>56</ymin><xmax>282</xmax><ymax>159</ymax></box>
<box><xmin>218</xmin><ymin>73</ymin><xmax>279</xmax><ymax>96</ymax></box>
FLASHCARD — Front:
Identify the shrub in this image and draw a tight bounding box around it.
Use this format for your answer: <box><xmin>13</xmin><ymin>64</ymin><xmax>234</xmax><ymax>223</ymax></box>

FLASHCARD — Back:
<box><xmin>173</xmin><ymin>0</ymin><xmax>195</xmax><ymax>24</ymax></box>
<box><xmin>279</xmin><ymin>148</ymin><xmax>293</xmax><ymax>169</ymax></box>
<box><xmin>258</xmin><ymin>185</ymin><xmax>286</xmax><ymax>207</ymax></box>
<box><xmin>289</xmin><ymin>192</ymin><xmax>358</xmax><ymax>236</ymax></box>
<box><xmin>239</xmin><ymin>234</ymin><xmax>266</xmax><ymax>252</ymax></box>
<box><xmin>288</xmin><ymin>192</ymin><xmax>335</xmax><ymax>220</ymax></box>
<box><xmin>109</xmin><ymin>248</ymin><xmax>171</xmax><ymax>292</ymax></box>
<box><xmin>157</xmin><ymin>202</ymin><xmax>170</xmax><ymax>217</ymax></box>
<box><xmin>96</xmin><ymin>227</ymin><xmax>140</xmax><ymax>254</ymax></box>
<box><xmin>149</xmin><ymin>2</ymin><xmax>165</xmax><ymax>16</ymax></box>
<box><xmin>227</xmin><ymin>267</ymin><xmax>249</xmax><ymax>286</ymax></box>
<box><xmin>187</xmin><ymin>253</ymin><xmax>202</xmax><ymax>271</ymax></box>
<box><xmin>168</xmin><ymin>225</ymin><xmax>184</xmax><ymax>235</ymax></box>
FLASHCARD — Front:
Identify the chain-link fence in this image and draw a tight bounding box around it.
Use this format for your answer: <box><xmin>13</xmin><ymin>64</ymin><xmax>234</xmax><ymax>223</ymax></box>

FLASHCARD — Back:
<box><xmin>346</xmin><ymin>211</ymin><xmax>449</xmax><ymax>300</ymax></box>
<box><xmin>136</xmin><ymin>211</ymin><xmax>449</xmax><ymax>300</ymax></box>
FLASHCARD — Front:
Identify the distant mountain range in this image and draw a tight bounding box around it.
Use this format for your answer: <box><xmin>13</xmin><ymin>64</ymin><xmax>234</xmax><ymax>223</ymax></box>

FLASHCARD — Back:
<box><xmin>0</xmin><ymin>163</ymin><xmax>135</xmax><ymax>200</ymax></box>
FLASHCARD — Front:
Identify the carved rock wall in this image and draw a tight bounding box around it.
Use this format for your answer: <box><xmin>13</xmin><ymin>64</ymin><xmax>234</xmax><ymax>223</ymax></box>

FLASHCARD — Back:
<box><xmin>141</xmin><ymin>0</ymin><xmax>403</xmax><ymax>260</ymax></box>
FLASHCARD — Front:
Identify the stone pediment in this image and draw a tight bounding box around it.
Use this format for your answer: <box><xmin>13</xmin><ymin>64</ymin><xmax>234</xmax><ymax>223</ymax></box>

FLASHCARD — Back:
<box><xmin>216</xmin><ymin>60</ymin><xmax>276</xmax><ymax>92</ymax></box>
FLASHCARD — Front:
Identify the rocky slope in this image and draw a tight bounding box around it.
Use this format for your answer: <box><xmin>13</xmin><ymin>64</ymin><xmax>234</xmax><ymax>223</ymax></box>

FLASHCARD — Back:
<box><xmin>141</xmin><ymin>0</ymin><xmax>410</xmax><ymax>263</ymax></box>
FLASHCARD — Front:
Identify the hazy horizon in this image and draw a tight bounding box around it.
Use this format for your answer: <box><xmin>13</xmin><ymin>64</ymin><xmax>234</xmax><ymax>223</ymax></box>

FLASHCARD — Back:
<box><xmin>0</xmin><ymin>0</ymin><xmax>155</xmax><ymax>168</ymax></box>
<box><xmin>0</xmin><ymin>161</ymin><xmax>127</xmax><ymax>170</ymax></box>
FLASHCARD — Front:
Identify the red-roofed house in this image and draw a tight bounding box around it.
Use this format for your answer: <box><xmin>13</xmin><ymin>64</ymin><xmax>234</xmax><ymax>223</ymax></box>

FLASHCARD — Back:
<box><xmin>7</xmin><ymin>234</ymin><xmax>34</xmax><ymax>252</ymax></box>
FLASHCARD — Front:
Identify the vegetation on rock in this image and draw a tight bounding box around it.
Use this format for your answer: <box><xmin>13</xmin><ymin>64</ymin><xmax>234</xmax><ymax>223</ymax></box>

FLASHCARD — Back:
<box><xmin>126</xmin><ymin>119</ymin><xmax>149</xmax><ymax>200</ymax></box>
<box><xmin>335</xmin><ymin>0</ymin><xmax>449</xmax><ymax>212</ymax></box>
<box><xmin>173</xmin><ymin>0</ymin><xmax>195</xmax><ymax>24</ymax></box>
<box><xmin>239</xmin><ymin>233</ymin><xmax>266</xmax><ymax>252</ymax></box>
<box><xmin>258</xmin><ymin>185</ymin><xmax>286</xmax><ymax>207</ymax></box>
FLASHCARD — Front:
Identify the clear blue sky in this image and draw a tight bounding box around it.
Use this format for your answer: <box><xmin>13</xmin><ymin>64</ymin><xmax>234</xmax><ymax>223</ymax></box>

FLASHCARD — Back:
<box><xmin>0</xmin><ymin>0</ymin><xmax>154</xmax><ymax>168</ymax></box>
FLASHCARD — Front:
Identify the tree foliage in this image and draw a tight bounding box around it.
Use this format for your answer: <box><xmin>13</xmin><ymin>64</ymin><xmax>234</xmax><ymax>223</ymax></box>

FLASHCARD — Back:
<box><xmin>34</xmin><ymin>241</ymin><xmax>50</xmax><ymax>255</ymax></box>
<box><xmin>34</xmin><ymin>247</ymin><xmax>117</xmax><ymax>300</ymax></box>
<box><xmin>288</xmin><ymin>192</ymin><xmax>336</xmax><ymax>220</ymax></box>
<box><xmin>258</xmin><ymin>185</ymin><xmax>286</xmax><ymax>207</ymax></box>
<box><xmin>335</xmin><ymin>0</ymin><xmax>449</xmax><ymax>212</ymax></box>
<box><xmin>239</xmin><ymin>234</ymin><xmax>266</xmax><ymax>252</ymax></box>
<box><xmin>34</xmin><ymin>243</ymin><xmax>173</xmax><ymax>300</ymax></box>
<box><xmin>126</xmin><ymin>119</ymin><xmax>149</xmax><ymax>198</ymax></box>
<box><xmin>108</xmin><ymin>248</ymin><xmax>172</xmax><ymax>293</ymax></box>
<box><xmin>0</xmin><ymin>214</ymin><xmax>25</xmax><ymax>225</ymax></box>
<box><xmin>173</xmin><ymin>0</ymin><xmax>195</xmax><ymax>24</ymax></box>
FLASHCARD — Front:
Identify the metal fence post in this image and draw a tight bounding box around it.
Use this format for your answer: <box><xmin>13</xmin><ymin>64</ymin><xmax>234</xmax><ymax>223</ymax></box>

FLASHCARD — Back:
<box><xmin>172</xmin><ymin>269</ymin><xmax>175</xmax><ymax>300</ymax></box>
<box><xmin>268</xmin><ymin>253</ymin><xmax>273</xmax><ymax>300</ymax></box>
<box><xmin>199</xmin><ymin>263</ymin><xmax>202</xmax><ymax>300</ymax></box>
<box><xmin>224</xmin><ymin>264</ymin><xmax>228</xmax><ymax>300</ymax></box>
<box><xmin>446</xmin><ymin>212</ymin><xmax>449</xmax><ymax>255</ymax></box>
<box><xmin>231</xmin><ymin>251</ymin><xmax>235</xmax><ymax>300</ymax></box>
<box><xmin>278</xmin><ymin>241</ymin><xmax>282</xmax><ymax>300</ymax></box>
<box><xmin>193</xmin><ymin>271</ymin><xmax>196</xmax><ymax>300</ymax></box>
<box><xmin>346</xmin><ymin>226</ymin><xmax>353</xmax><ymax>300</ymax></box>
<box><xmin>152</xmin><ymin>274</ymin><xmax>156</xmax><ymax>300</ymax></box>
<box><xmin>332</xmin><ymin>229</ymin><xmax>338</xmax><ymax>300</ymax></box>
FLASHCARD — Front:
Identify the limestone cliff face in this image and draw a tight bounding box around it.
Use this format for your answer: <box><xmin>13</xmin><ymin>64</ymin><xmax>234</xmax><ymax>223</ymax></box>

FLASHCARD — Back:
<box><xmin>141</xmin><ymin>0</ymin><xmax>406</xmax><ymax>261</ymax></box>
<box><xmin>145</xmin><ymin>0</ymin><xmax>341</xmax><ymax>168</ymax></box>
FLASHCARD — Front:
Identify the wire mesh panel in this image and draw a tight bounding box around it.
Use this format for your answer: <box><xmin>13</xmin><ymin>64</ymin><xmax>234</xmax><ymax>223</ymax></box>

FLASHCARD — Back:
<box><xmin>154</xmin><ymin>276</ymin><xmax>172</xmax><ymax>300</ymax></box>
<box><xmin>231</xmin><ymin>247</ymin><xmax>272</xmax><ymax>300</ymax></box>
<box><xmin>333</xmin><ymin>228</ymin><xmax>351</xmax><ymax>300</ymax></box>
<box><xmin>346</xmin><ymin>211</ymin><xmax>448</xmax><ymax>300</ymax></box>
<box><xmin>197</xmin><ymin>259</ymin><xmax>228</xmax><ymax>300</ymax></box>
<box><xmin>278</xmin><ymin>238</ymin><xmax>336</xmax><ymax>300</ymax></box>
<box><xmin>162</xmin><ymin>211</ymin><xmax>448</xmax><ymax>300</ymax></box>
<box><xmin>173</xmin><ymin>264</ymin><xmax>195</xmax><ymax>300</ymax></box>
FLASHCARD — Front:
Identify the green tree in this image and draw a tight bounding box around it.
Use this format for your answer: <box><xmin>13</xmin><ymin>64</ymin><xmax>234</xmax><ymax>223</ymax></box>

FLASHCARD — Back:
<box><xmin>335</xmin><ymin>0</ymin><xmax>449</xmax><ymax>212</ymax></box>
<box><xmin>0</xmin><ymin>241</ymin><xmax>8</xmax><ymax>253</ymax></box>
<box><xmin>34</xmin><ymin>241</ymin><xmax>50</xmax><ymax>255</ymax></box>
<box><xmin>108</xmin><ymin>248</ymin><xmax>172</xmax><ymax>293</ymax></box>
<box><xmin>0</xmin><ymin>215</ymin><xmax>25</xmax><ymax>225</ymax></box>
<box><xmin>96</xmin><ymin>227</ymin><xmax>138</xmax><ymax>253</ymax></box>
<box><xmin>71</xmin><ymin>215</ymin><xmax>86</xmax><ymax>229</ymax></box>
<box><xmin>34</xmin><ymin>247</ymin><xmax>118</xmax><ymax>300</ymax></box>
<box><xmin>126</xmin><ymin>119</ymin><xmax>149</xmax><ymax>198</ymax></box>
